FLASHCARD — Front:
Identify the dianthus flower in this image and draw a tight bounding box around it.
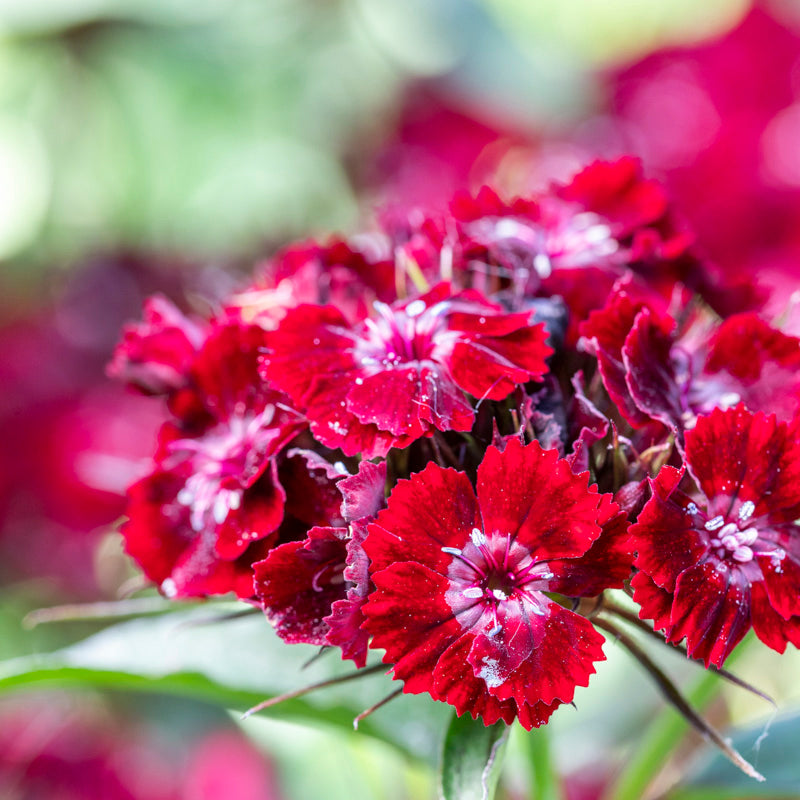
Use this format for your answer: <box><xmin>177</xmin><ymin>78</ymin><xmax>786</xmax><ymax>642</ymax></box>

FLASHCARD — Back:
<box><xmin>262</xmin><ymin>283</ymin><xmax>552</xmax><ymax>457</ymax></box>
<box><xmin>362</xmin><ymin>438</ymin><xmax>630</xmax><ymax>728</ymax></box>
<box><xmin>582</xmin><ymin>289</ymin><xmax>800</xmax><ymax>439</ymax></box>
<box><xmin>123</xmin><ymin>322</ymin><xmax>304</xmax><ymax>598</ymax></box>
<box><xmin>631</xmin><ymin>405</ymin><xmax>800</xmax><ymax>666</ymax></box>
<box><xmin>107</xmin><ymin>295</ymin><xmax>206</xmax><ymax>396</ymax></box>
<box><xmin>254</xmin><ymin>459</ymin><xmax>386</xmax><ymax>666</ymax></box>
<box><xmin>227</xmin><ymin>237</ymin><xmax>395</xmax><ymax>329</ymax></box>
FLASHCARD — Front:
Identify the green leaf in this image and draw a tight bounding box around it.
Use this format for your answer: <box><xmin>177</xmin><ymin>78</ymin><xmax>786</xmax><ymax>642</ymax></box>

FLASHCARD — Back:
<box><xmin>604</xmin><ymin>635</ymin><xmax>753</xmax><ymax>800</ymax></box>
<box><xmin>523</xmin><ymin>726</ymin><xmax>564</xmax><ymax>800</ymax></box>
<box><xmin>0</xmin><ymin>604</ymin><xmax>448</xmax><ymax>761</ymax></box>
<box><xmin>668</xmin><ymin>711</ymin><xmax>800</xmax><ymax>799</ymax></box>
<box><xmin>440</xmin><ymin>711</ymin><xmax>509</xmax><ymax>800</ymax></box>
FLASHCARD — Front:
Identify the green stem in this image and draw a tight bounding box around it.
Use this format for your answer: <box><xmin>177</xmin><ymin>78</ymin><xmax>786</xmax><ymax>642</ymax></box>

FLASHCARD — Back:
<box><xmin>603</xmin><ymin>636</ymin><xmax>753</xmax><ymax>800</ymax></box>
<box><xmin>525</xmin><ymin>726</ymin><xmax>564</xmax><ymax>800</ymax></box>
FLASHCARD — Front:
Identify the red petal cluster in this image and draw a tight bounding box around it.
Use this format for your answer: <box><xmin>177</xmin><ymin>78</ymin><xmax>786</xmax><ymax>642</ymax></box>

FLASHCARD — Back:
<box><xmin>262</xmin><ymin>283</ymin><xmax>552</xmax><ymax>457</ymax></box>
<box><xmin>632</xmin><ymin>405</ymin><xmax>800</xmax><ymax>666</ymax></box>
<box><xmin>362</xmin><ymin>439</ymin><xmax>627</xmax><ymax>728</ymax></box>
<box><xmin>122</xmin><ymin>322</ymin><xmax>305</xmax><ymax>598</ymax></box>
<box><xmin>105</xmin><ymin>154</ymin><xmax>800</xmax><ymax>731</ymax></box>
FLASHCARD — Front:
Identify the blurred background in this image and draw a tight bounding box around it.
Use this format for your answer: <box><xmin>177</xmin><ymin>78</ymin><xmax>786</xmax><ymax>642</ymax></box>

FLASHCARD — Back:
<box><xmin>3</xmin><ymin>0</ymin><xmax>800</xmax><ymax>797</ymax></box>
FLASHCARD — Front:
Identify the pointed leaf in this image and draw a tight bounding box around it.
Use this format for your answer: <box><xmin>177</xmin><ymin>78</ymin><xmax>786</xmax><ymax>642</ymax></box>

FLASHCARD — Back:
<box><xmin>0</xmin><ymin>604</ymin><xmax>447</xmax><ymax>761</ymax></box>
<box><xmin>669</xmin><ymin>711</ymin><xmax>800</xmax><ymax>799</ymax></box>
<box><xmin>440</xmin><ymin>711</ymin><xmax>509</xmax><ymax>800</ymax></box>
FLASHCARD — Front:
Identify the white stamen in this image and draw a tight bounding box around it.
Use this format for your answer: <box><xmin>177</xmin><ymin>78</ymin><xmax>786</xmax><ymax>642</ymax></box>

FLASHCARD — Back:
<box><xmin>492</xmin><ymin>588</ymin><xmax>508</xmax><ymax>601</ymax></box>
<box><xmin>441</xmin><ymin>546</ymin><xmax>462</xmax><ymax>556</ymax></box>
<box><xmin>686</xmin><ymin>502</ymin><xmax>699</xmax><ymax>515</ymax></box>
<box><xmin>463</xmin><ymin>587</ymin><xmax>483</xmax><ymax>599</ymax></box>
<box><xmin>470</xmin><ymin>528</ymin><xmax>487</xmax><ymax>547</ymax></box>
<box><xmin>161</xmin><ymin>578</ymin><xmax>177</xmax><ymax>598</ymax></box>
<box><xmin>717</xmin><ymin>522</ymin><xmax>739</xmax><ymax>540</ymax></box>
<box><xmin>718</xmin><ymin>391</ymin><xmax>741</xmax><ymax>408</ymax></box>
<box><xmin>732</xmin><ymin>546</ymin><xmax>754</xmax><ymax>563</ymax></box>
<box><xmin>737</xmin><ymin>527</ymin><xmax>758</xmax><ymax>547</ymax></box>
<box><xmin>488</xmin><ymin>624</ymin><xmax>502</xmax><ymax>637</ymax></box>
<box><xmin>533</xmin><ymin>252</ymin><xmax>552</xmax><ymax>278</ymax></box>
<box><xmin>738</xmin><ymin>500</ymin><xmax>756</xmax><ymax>522</ymax></box>
<box><xmin>405</xmin><ymin>299</ymin><xmax>426</xmax><ymax>317</ymax></box>
<box><xmin>212</xmin><ymin>493</ymin><xmax>231</xmax><ymax>525</ymax></box>
<box><xmin>704</xmin><ymin>515</ymin><xmax>725</xmax><ymax>531</ymax></box>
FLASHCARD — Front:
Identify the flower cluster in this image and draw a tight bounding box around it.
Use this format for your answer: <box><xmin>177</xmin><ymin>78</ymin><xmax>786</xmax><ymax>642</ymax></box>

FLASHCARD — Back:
<box><xmin>111</xmin><ymin>158</ymin><xmax>800</xmax><ymax>730</ymax></box>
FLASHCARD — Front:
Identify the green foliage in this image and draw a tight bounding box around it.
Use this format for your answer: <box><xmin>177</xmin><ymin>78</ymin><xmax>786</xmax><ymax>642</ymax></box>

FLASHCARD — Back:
<box><xmin>0</xmin><ymin>604</ymin><xmax>449</xmax><ymax>762</ymax></box>
<box><xmin>668</xmin><ymin>712</ymin><xmax>800</xmax><ymax>800</ymax></box>
<box><xmin>440</xmin><ymin>711</ymin><xmax>509</xmax><ymax>800</ymax></box>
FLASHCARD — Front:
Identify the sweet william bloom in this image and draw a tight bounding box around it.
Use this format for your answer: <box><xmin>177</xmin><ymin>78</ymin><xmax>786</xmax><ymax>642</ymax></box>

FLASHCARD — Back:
<box><xmin>262</xmin><ymin>283</ymin><xmax>552</xmax><ymax>458</ymax></box>
<box><xmin>254</xmin><ymin>460</ymin><xmax>386</xmax><ymax>666</ymax></box>
<box><xmin>123</xmin><ymin>322</ymin><xmax>305</xmax><ymax>598</ymax></box>
<box><xmin>107</xmin><ymin>295</ymin><xmax>206</xmax><ymax>396</ymax></box>
<box><xmin>362</xmin><ymin>438</ymin><xmax>628</xmax><ymax>729</ymax></box>
<box><xmin>582</xmin><ymin>289</ymin><xmax>800</xmax><ymax>439</ymax></box>
<box><xmin>631</xmin><ymin>405</ymin><xmax>800</xmax><ymax>667</ymax></box>
<box><xmin>227</xmin><ymin>237</ymin><xmax>395</xmax><ymax>329</ymax></box>
<box><xmin>450</xmin><ymin>159</ymin><xmax>706</xmax><ymax>344</ymax></box>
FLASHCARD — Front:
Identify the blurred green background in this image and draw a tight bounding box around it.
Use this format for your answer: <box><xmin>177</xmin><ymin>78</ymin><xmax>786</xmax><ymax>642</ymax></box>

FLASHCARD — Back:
<box><xmin>1</xmin><ymin>0</ymin><xmax>746</xmax><ymax>277</ymax></box>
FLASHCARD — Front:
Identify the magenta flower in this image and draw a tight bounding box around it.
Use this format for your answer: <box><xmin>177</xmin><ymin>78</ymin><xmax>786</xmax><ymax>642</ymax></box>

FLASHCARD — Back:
<box><xmin>262</xmin><ymin>283</ymin><xmax>552</xmax><ymax>458</ymax></box>
<box><xmin>122</xmin><ymin>322</ymin><xmax>304</xmax><ymax>598</ymax></box>
<box><xmin>361</xmin><ymin>438</ymin><xmax>628</xmax><ymax>728</ymax></box>
<box><xmin>631</xmin><ymin>405</ymin><xmax>800</xmax><ymax>666</ymax></box>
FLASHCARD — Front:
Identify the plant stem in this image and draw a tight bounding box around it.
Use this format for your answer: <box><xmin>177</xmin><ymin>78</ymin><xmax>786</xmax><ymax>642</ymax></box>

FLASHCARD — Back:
<box><xmin>524</xmin><ymin>726</ymin><xmax>564</xmax><ymax>800</ymax></box>
<box><xmin>602</xmin><ymin>634</ymin><xmax>753</xmax><ymax>800</ymax></box>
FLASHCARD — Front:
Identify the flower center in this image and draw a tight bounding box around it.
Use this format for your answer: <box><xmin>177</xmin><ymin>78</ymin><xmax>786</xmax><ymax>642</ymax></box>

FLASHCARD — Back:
<box><xmin>359</xmin><ymin>300</ymin><xmax>449</xmax><ymax>368</ymax></box>
<box><xmin>485</xmin><ymin>570</ymin><xmax>516</xmax><ymax>600</ymax></box>
<box><xmin>466</xmin><ymin>205</ymin><xmax>618</xmax><ymax>280</ymax></box>
<box><xmin>704</xmin><ymin>500</ymin><xmax>759</xmax><ymax>563</ymax></box>
<box><xmin>443</xmin><ymin>529</ymin><xmax>553</xmax><ymax>612</ymax></box>
<box><xmin>168</xmin><ymin>405</ymin><xmax>278</xmax><ymax>531</ymax></box>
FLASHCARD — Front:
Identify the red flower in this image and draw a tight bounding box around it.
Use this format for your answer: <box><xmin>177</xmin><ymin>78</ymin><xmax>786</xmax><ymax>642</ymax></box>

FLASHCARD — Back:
<box><xmin>262</xmin><ymin>283</ymin><xmax>552</xmax><ymax>457</ymax></box>
<box><xmin>228</xmin><ymin>237</ymin><xmax>395</xmax><ymax>329</ymax></box>
<box><xmin>631</xmin><ymin>405</ymin><xmax>800</xmax><ymax>666</ymax></box>
<box><xmin>582</xmin><ymin>289</ymin><xmax>800</xmax><ymax>439</ymax></box>
<box><xmin>122</xmin><ymin>323</ymin><xmax>304</xmax><ymax>598</ymax></box>
<box><xmin>362</xmin><ymin>438</ymin><xmax>625</xmax><ymax>728</ymax></box>
<box><xmin>450</xmin><ymin>159</ymin><xmax>703</xmax><ymax>344</ymax></box>
<box><xmin>254</xmin><ymin>460</ymin><xmax>387</xmax><ymax>666</ymax></box>
<box><xmin>107</xmin><ymin>295</ymin><xmax>206</xmax><ymax>396</ymax></box>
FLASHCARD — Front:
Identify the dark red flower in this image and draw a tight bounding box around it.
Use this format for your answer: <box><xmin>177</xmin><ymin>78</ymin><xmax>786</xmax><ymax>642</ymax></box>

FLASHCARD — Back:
<box><xmin>254</xmin><ymin>460</ymin><xmax>386</xmax><ymax>666</ymax></box>
<box><xmin>453</xmin><ymin>159</ymin><xmax>691</xmax><ymax>281</ymax></box>
<box><xmin>450</xmin><ymin>159</ymin><xmax>705</xmax><ymax>344</ymax></box>
<box><xmin>228</xmin><ymin>237</ymin><xmax>395</xmax><ymax>328</ymax></box>
<box><xmin>122</xmin><ymin>322</ymin><xmax>304</xmax><ymax>598</ymax></box>
<box><xmin>631</xmin><ymin>405</ymin><xmax>800</xmax><ymax>666</ymax></box>
<box><xmin>107</xmin><ymin>295</ymin><xmax>206</xmax><ymax>395</ymax></box>
<box><xmin>262</xmin><ymin>283</ymin><xmax>552</xmax><ymax>457</ymax></box>
<box><xmin>362</xmin><ymin>438</ymin><xmax>623</xmax><ymax>728</ymax></box>
<box><xmin>582</xmin><ymin>289</ymin><xmax>800</xmax><ymax>440</ymax></box>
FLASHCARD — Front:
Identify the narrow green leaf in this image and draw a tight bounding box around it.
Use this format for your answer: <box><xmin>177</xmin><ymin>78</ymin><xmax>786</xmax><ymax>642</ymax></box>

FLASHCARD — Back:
<box><xmin>0</xmin><ymin>605</ymin><xmax>448</xmax><ymax>761</ymax></box>
<box><xmin>604</xmin><ymin>634</ymin><xmax>752</xmax><ymax>800</ymax></box>
<box><xmin>440</xmin><ymin>712</ymin><xmax>509</xmax><ymax>800</ymax></box>
<box><xmin>668</xmin><ymin>711</ymin><xmax>800</xmax><ymax>799</ymax></box>
<box><xmin>524</xmin><ymin>726</ymin><xmax>564</xmax><ymax>800</ymax></box>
